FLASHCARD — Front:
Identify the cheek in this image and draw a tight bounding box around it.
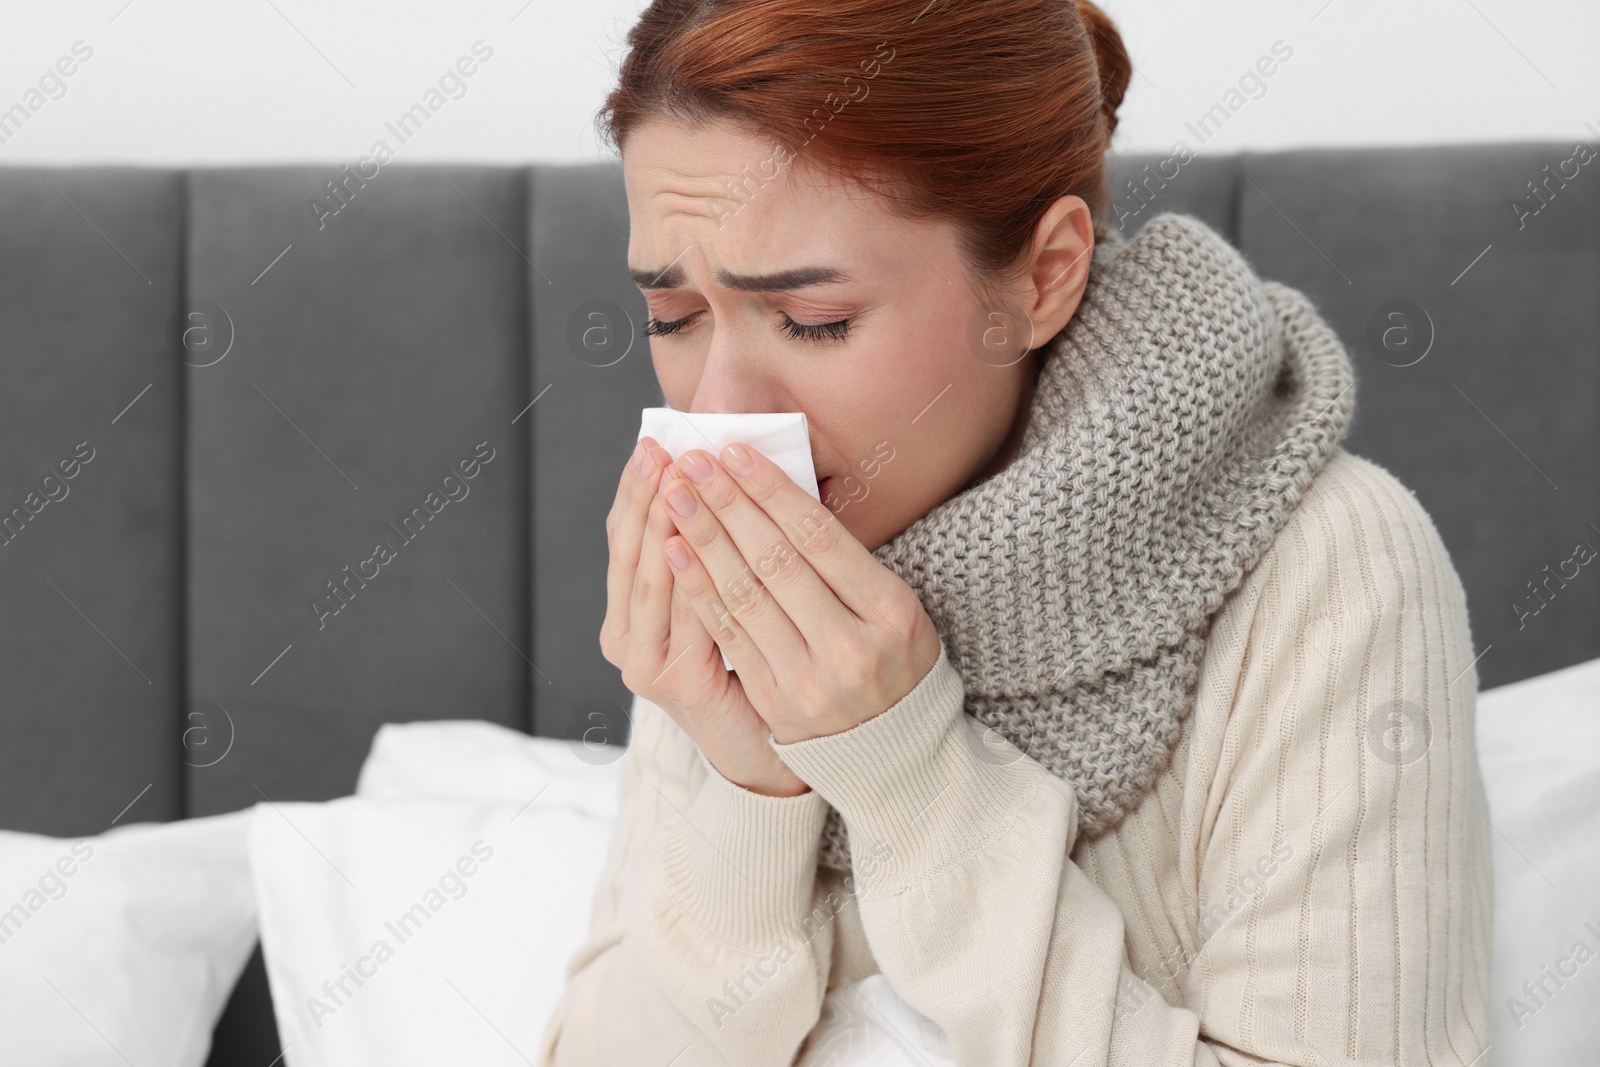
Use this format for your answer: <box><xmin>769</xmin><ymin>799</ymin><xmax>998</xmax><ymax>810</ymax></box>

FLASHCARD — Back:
<box><xmin>805</xmin><ymin>325</ymin><xmax>995</xmax><ymax>544</ymax></box>
<box><xmin>895</xmin><ymin>367</ymin><xmax>1013</xmax><ymax>504</ymax></box>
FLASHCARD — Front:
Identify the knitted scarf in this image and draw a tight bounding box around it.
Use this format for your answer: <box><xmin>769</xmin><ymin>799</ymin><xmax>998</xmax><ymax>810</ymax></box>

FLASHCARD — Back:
<box><xmin>814</xmin><ymin>211</ymin><xmax>1357</xmax><ymax>874</ymax></box>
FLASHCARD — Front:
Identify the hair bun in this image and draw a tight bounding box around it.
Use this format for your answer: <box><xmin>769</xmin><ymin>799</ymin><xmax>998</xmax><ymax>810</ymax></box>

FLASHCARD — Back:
<box><xmin>1074</xmin><ymin>0</ymin><xmax>1131</xmax><ymax>137</ymax></box>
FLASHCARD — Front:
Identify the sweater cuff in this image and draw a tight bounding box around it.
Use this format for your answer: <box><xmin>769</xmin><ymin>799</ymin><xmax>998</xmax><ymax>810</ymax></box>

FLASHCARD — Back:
<box><xmin>768</xmin><ymin>640</ymin><xmax>1049</xmax><ymax>890</ymax></box>
<box><xmin>655</xmin><ymin>747</ymin><xmax>829</xmax><ymax>947</ymax></box>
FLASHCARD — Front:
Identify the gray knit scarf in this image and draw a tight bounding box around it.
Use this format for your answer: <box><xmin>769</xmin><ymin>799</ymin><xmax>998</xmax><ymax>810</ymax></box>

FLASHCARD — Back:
<box><xmin>814</xmin><ymin>211</ymin><xmax>1356</xmax><ymax>874</ymax></box>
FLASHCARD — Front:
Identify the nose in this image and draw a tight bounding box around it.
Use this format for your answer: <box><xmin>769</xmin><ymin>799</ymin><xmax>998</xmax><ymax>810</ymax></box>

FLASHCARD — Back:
<box><xmin>687</xmin><ymin>331</ymin><xmax>784</xmax><ymax>415</ymax></box>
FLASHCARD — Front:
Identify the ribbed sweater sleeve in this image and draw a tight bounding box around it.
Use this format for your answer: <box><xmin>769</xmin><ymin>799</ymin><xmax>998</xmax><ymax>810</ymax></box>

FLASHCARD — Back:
<box><xmin>535</xmin><ymin>691</ymin><xmax>836</xmax><ymax>1066</ymax></box>
<box><xmin>768</xmin><ymin>453</ymin><xmax>1493</xmax><ymax>1066</ymax></box>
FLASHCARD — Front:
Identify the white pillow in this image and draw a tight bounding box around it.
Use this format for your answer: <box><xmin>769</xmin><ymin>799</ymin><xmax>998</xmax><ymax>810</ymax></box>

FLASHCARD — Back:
<box><xmin>354</xmin><ymin>718</ymin><xmax>621</xmax><ymax>821</ymax></box>
<box><xmin>248</xmin><ymin>793</ymin><xmax>614</xmax><ymax>1066</ymax></box>
<box><xmin>0</xmin><ymin>809</ymin><xmax>257</xmax><ymax>1066</ymax></box>
<box><xmin>1476</xmin><ymin>655</ymin><xmax>1600</xmax><ymax>1062</ymax></box>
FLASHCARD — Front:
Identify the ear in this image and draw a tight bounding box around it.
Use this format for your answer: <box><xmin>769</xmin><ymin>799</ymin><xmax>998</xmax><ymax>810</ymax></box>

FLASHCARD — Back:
<box><xmin>1021</xmin><ymin>195</ymin><xmax>1096</xmax><ymax>348</ymax></box>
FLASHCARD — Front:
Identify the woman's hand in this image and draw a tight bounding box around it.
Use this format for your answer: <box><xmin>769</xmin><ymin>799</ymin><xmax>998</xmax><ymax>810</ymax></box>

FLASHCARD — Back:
<box><xmin>601</xmin><ymin>437</ymin><xmax>811</xmax><ymax>797</ymax></box>
<box><xmin>653</xmin><ymin>441</ymin><xmax>943</xmax><ymax>746</ymax></box>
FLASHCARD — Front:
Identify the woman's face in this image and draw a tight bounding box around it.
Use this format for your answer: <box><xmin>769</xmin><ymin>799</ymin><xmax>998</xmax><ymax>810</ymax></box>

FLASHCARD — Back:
<box><xmin>621</xmin><ymin>116</ymin><xmax>1092</xmax><ymax>550</ymax></box>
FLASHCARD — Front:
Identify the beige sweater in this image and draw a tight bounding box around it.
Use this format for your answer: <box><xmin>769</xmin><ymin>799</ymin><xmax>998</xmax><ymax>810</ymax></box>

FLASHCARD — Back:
<box><xmin>536</xmin><ymin>447</ymin><xmax>1495</xmax><ymax>1066</ymax></box>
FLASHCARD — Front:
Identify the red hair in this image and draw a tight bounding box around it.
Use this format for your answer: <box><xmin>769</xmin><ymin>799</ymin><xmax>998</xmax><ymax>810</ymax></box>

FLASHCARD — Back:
<box><xmin>597</xmin><ymin>0</ymin><xmax>1132</xmax><ymax>295</ymax></box>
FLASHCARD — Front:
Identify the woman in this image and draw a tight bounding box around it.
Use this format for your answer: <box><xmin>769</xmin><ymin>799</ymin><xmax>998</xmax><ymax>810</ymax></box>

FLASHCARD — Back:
<box><xmin>539</xmin><ymin>1</ymin><xmax>1493</xmax><ymax>1064</ymax></box>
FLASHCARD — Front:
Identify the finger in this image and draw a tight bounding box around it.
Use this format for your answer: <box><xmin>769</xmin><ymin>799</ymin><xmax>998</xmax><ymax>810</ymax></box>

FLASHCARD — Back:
<box><xmin>605</xmin><ymin>436</ymin><xmax>658</xmax><ymax>553</ymax></box>
<box><xmin>663</xmin><ymin>529</ymin><xmax>777</xmax><ymax>695</ymax></box>
<box><xmin>665</xmin><ymin>452</ymin><xmax>844</xmax><ymax>655</ymax></box>
<box><xmin>717</xmin><ymin>442</ymin><xmax>894</xmax><ymax>622</ymax></box>
<box><xmin>626</xmin><ymin>481</ymin><xmax>679</xmax><ymax>679</ymax></box>
<box><xmin>672</xmin><ymin>445</ymin><xmax>872</xmax><ymax>638</ymax></box>
<box><xmin>667</xmin><ymin>580</ymin><xmax>718</xmax><ymax>677</ymax></box>
<box><xmin>658</xmin><ymin>460</ymin><xmax>810</xmax><ymax>669</ymax></box>
<box><xmin>604</xmin><ymin>437</ymin><xmax>668</xmax><ymax>651</ymax></box>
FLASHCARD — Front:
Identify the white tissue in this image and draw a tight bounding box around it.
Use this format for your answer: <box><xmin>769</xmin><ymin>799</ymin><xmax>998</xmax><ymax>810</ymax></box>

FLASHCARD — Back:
<box><xmin>637</xmin><ymin>408</ymin><xmax>820</xmax><ymax>499</ymax></box>
<box><xmin>637</xmin><ymin>407</ymin><xmax>819</xmax><ymax>670</ymax></box>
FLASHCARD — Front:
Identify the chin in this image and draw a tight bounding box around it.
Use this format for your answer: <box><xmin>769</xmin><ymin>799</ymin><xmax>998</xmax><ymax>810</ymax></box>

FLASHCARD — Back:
<box><xmin>842</xmin><ymin>509</ymin><xmax>900</xmax><ymax>553</ymax></box>
<box><xmin>816</xmin><ymin>484</ymin><xmax>908</xmax><ymax>553</ymax></box>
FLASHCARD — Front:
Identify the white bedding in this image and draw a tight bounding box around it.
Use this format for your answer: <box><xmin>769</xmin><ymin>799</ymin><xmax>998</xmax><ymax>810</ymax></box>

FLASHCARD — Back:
<box><xmin>1474</xmin><ymin>655</ymin><xmax>1600</xmax><ymax>1062</ymax></box>
<box><xmin>0</xmin><ymin>810</ymin><xmax>258</xmax><ymax>1066</ymax></box>
<box><xmin>284</xmin><ymin>657</ymin><xmax>1600</xmax><ymax>1065</ymax></box>
<box><xmin>6</xmin><ymin>655</ymin><xmax>1586</xmax><ymax>1064</ymax></box>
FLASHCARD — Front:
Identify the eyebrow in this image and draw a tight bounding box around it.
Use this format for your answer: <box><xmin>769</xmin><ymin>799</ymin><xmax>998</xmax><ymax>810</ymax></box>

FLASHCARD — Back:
<box><xmin>628</xmin><ymin>262</ymin><xmax>853</xmax><ymax>292</ymax></box>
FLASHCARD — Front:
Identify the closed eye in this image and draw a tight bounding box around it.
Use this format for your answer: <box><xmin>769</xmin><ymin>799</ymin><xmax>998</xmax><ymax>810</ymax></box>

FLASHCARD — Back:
<box><xmin>778</xmin><ymin>312</ymin><xmax>851</xmax><ymax>343</ymax></box>
<box><xmin>643</xmin><ymin>312</ymin><xmax>695</xmax><ymax>337</ymax></box>
<box><xmin>642</xmin><ymin>310</ymin><xmax>852</xmax><ymax>343</ymax></box>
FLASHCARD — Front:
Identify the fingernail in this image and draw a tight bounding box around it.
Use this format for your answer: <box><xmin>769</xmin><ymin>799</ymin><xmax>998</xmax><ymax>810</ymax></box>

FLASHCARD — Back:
<box><xmin>666</xmin><ymin>485</ymin><xmax>698</xmax><ymax>518</ymax></box>
<box><xmin>721</xmin><ymin>442</ymin><xmax>752</xmax><ymax>475</ymax></box>
<box><xmin>679</xmin><ymin>450</ymin><xmax>713</xmax><ymax>484</ymax></box>
<box><xmin>635</xmin><ymin>443</ymin><xmax>655</xmax><ymax>479</ymax></box>
<box><xmin>666</xmin><ymin>541</ymin><xmax>691</xmax><ymax>570</ymax></box>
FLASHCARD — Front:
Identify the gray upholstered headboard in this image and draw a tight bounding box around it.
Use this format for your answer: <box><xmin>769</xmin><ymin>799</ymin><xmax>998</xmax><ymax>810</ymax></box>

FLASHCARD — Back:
<box><xmin>1</xmin><ymin>143</ymin><xmax>1595</xmax><ymax>1061</ymax></box>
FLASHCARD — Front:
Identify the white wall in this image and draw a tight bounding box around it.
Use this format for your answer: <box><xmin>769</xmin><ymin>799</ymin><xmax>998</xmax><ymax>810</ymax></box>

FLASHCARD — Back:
<box><xmin>0</xmin><ymin>0</ymin><xmax>1594</xmax><ymax>167</ymax></box>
